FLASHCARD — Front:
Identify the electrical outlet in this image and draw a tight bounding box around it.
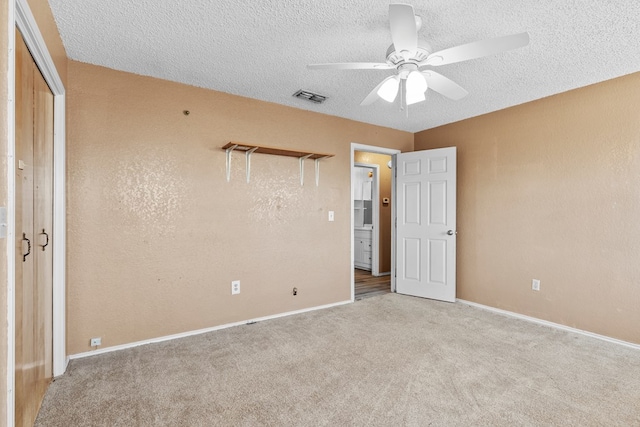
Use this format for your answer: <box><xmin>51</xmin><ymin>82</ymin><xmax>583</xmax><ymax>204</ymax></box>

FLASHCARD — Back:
<box><xmin>532</xmin><ymin>279</ymin><xmax>540</xmax><ymax>291</ymax></box>
<box><xmin>231</xmin><ymin>280</ymin><xmax>240</xmax><ymax>295</ymax></box>
<box><xmin>90</xmin><ymin>337</ymin><xmax>101</xmax><ymax>347</ymax></box>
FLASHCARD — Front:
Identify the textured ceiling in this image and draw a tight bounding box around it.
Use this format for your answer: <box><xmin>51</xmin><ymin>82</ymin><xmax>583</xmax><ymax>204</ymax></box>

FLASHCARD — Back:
<box><xmin>48</xmin><ymin>0</ymin><xmax>640</xmax><ymax>133</ymax></box>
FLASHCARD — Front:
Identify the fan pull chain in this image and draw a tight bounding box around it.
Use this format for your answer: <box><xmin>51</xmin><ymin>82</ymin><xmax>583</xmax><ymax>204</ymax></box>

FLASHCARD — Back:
<box><xmin>399</xmin><ymin>78</ymin><xmax>405</xmax><ymax>112</ymax></box>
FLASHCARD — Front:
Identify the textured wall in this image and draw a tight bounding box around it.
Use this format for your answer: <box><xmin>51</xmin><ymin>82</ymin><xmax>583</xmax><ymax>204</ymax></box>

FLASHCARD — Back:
<box><xmin>415</xmin><ymin>72</ymin><xmax>640</xmax><ymax>345</ymax></box>
<box><xmin>66</xmin><ymin>60</ymin><xmax>413</xmax><ymax>354</ymax></box>
<box><xmin>354</xmin><ymin>152</ymin><xmax>392</xmax><ymax>273</ymax></box>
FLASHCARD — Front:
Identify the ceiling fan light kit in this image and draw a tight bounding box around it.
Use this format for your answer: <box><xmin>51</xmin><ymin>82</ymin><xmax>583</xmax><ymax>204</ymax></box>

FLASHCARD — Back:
<box><xmin>307</xmin><ymin>3</ymin><xmax>529</xmax><ymax>112</ymax></box>
<box><xmin>376</xmin><ymin>65</ymin><xmax>428</xmax><ymax>106</ymax></box>
<box><xmin>377</xmin><ymin>76</ymin><xmax>400</xmax><ymax>102</ymax></box>
<box><xmin>405</xmin><ymin>70</ymin><xmax>427</xmax><ymax>105</ymax></box>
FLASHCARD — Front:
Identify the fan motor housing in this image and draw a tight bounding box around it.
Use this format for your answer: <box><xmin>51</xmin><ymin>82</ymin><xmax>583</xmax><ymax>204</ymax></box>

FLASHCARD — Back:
<box><xmin>386</xmin><ymin>42</ymin><xmax>432</xmax><ymax>66</ymax></box>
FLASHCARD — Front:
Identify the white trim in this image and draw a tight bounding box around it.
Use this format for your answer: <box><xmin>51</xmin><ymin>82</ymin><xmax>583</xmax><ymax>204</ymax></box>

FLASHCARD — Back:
<box><xmin>390</xmin><ymin>154</ymin><xmax>396</xmax><ymax>292</ymax></box>
<box><xmin>371</xmin><ymin>164</ymin><xmax>380</xmax><ymax>276</ymax></box>
<box><xmin>350</xmin><ymin>143</ymin><xmax>401</xmax><ymax>301</ymax></box>
<box><xmin>69</xmin><ymin>300</ymin><xmax>353</xmax><ymax>360</ymax></box>
<box><xmin>9</xmin><ymin>0</ymin><xmax>68</xmax><ymax>424</ymax></box>
<box><xmin>52</xmin><ymin>95</ymin><xmax>67</xmax><ymax>376</ymax></box>
<box><xmin>350</xmin><ymin>149</ymin><xmax>355</xmax><ymax>302</ymax></box>
<box><xmin>457</xmin><ymin>299</ymin><xmax>640</xmax><ymax>351</ymax></box>
<box><xmin>6</xmin><ymin>2</ymin><xmax>17</xmax><ymax>426</ymax></box>
<box><xmin>15</xmin><ymin>2</ymin><xmax>64</xmax><ymax>94</ymax></box>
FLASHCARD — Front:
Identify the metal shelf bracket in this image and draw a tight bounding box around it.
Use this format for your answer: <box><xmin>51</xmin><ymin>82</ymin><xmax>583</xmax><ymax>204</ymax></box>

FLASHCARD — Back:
<box><xmin>315</xmin><ymin>156</ymin><xmax>331</xmax><ymax>186</ymax></box>
<box><xmin>245</xmin><ymin>147</ymin><xmax>258</xmax><ymax>183</ymax></box>
<box><xmin>225</xmin><ymin>144</ymin><xmax>238</xmax><ymax>182</ymax></box>
<box><xmin>299</xmin><ymin>154</ymin><xmax>313</xmax><ymax>186</ymax></box>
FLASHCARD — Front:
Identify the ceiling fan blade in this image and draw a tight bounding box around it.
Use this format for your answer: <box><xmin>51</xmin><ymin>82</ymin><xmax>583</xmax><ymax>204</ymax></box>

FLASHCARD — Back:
<box><xmin>360</xmin><ymin>76</ymin><xmax>398</xmax><ymax>106</ymax></box>
<box><xmin>424</xmin><ymin>32</ymin><xmax>530</xmax><ymax>66</ymax></box>
<box><xmin>307</xmin><ymin>62</ymin><xmax>393</xmax><ymax>70</ymax></box>
<box><xmin>389</xmin><ymin>3</ymin><xmax>418</xmax><ymax>59</ymax></box>
<box><xmin>422</xmin><ymin>71</ymin><xmax>468</xmax><ymax>100</ymax></box>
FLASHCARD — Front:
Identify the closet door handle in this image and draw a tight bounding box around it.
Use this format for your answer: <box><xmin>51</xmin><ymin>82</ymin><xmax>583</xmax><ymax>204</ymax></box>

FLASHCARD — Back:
<box><xmin>40</xmin><ymin>229</ymin><xmax>49</xmax><ymax>251</ymax></box>
<box><xmin>22</xmin><ymin>233</ymin><xmax>31</xmax><ymax>262</ymax></box>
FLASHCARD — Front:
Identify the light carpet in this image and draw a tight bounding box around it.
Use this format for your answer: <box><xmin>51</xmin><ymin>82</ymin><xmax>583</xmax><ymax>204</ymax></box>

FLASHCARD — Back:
<box><xmin>35</xmin><ymin>294</ymin><xmax>640</xmax><ymax>426</ymax></box>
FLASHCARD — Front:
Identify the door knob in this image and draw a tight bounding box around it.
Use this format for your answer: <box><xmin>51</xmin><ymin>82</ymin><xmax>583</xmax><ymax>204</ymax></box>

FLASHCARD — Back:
<box><xmin>447</xmin><ymin>230</ymin><xmax>456</xmax><ymax>236</ymax></box>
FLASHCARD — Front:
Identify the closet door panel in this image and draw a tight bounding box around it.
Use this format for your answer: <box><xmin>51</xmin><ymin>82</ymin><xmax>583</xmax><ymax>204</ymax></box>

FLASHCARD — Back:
<box><xmin>33</xmin><ymin>62</ymin><xmax>55</xmax><ymax>389</ymax></box>
<box><xmin>15</xmin><ymin>30</ymin><xmax>37</xmax><ymax>427</ymax></box>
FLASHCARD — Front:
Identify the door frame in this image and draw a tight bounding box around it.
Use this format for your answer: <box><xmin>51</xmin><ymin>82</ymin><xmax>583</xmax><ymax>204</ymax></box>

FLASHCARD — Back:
<box><xmin>7</xmin><ymin>0</ymin><xmax>67</xmax><ymax>425</ymax></box>
<box><xmin>353</xmin><ymin>162</ymin><xmax>379</xmax><ymax>274</ymax></box>
<box><xmin>350</xmin><ymin>143</ymin><xmax>401</xmax><ymax>301</ymax></box>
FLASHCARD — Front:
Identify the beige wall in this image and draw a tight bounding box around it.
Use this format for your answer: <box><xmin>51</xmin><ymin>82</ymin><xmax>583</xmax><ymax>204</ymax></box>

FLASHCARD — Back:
<box><xmin>1</xmin><ymin>0</ymin><xmax>66</xmax><ymax>421</ymax></box>
<box><xmin>415</xmin><ymin>72</ymin><xmax>640</xmax><ymax>345</ymax></box>
<box><xmin>66</xmin><ymin>60</ymin><xmax>413</xmax><ymax>354</ymax></box>
<box><xmin>354</xmin><ymin>152</ymin><xmax>392</xmax><ymax>273</ymax></box>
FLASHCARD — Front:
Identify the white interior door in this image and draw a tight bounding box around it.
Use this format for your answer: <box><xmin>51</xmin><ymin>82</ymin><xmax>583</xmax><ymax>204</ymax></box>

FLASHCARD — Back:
<box><xmin>395</xmin><ymin>147</ymin><xmax>456</xmax><ymax>302</ymax></box>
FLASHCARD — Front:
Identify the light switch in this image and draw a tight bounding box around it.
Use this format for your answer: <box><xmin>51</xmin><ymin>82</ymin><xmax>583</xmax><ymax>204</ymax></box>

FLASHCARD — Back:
<box><xmin>328</xmin><ymin>211</ymin><xmax>335</xmax><ymax>222</ymax></box>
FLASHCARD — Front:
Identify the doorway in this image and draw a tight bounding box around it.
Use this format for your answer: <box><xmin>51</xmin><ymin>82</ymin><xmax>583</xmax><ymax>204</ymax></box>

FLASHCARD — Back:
<box><xmin>350</xmin><ymin>144</ymin><xmax>401</xmax><ymax>301</ymax></box>
<box><xmin>353</xmin><ymin>163</ymin><xmax>377</xmax><ymax>272</ymax></box>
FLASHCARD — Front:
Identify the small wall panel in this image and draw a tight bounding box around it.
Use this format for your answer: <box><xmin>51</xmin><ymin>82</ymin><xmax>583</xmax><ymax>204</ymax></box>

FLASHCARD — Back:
<box><xmin>403</xmin><ymin>238</ymin><xmax>421</xmax><ymax>281</ymax></box>
<box><xmin>403</xmin><ymin>182</ymin><xmax>421</xmax><ymax>225</ymax></box>
<box><xmin>428</xmin><ymin>157</ymin><xmax>447</xmax><ymax>174</ymax></box>
<box><xmin>403</xmin><ymin>159</ymin><xmax>421</xmax><ymax>175</ymax></box>
<box><xmin>428</xmin><ymin>239</ymin><xmax>447</xmax><ymax>285</ymax></box>
<box><xmin>428</xmin><ymin>181</ymin><xmax>447</xmax><ymax>225</ymax></box>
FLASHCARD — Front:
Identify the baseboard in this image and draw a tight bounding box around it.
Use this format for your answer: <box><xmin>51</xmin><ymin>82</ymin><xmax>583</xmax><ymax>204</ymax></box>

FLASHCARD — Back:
<box><xmin>457</xmin><ymin>299</ymin><xmax>640</xmax><ymax>351</ymax></box>
<box><xmin>69</xmin><ymin>300</ymin><xmax>353</xmax><ymax>361</ymax></box>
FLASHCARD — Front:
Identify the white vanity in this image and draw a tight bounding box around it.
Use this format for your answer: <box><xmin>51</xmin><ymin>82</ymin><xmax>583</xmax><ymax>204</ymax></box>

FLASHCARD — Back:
<box><xmin>354</xmin><ymin>227</ymin><xmax>373</xmax><ymax>270</ymax></box>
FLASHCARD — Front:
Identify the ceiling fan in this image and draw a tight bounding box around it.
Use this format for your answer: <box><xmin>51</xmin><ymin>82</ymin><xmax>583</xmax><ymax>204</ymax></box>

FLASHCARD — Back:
<box><xmin>307</xmin><ymin>3</ymin><xmax>529</xmax><ymax>108</ymax></box>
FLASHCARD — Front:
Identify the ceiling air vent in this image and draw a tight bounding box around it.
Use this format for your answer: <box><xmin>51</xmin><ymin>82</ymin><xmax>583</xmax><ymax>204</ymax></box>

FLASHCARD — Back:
<box><xmin>293</xmin><ymin>90</ymin><xmax>327</xmax><ymax>104</ymax></box>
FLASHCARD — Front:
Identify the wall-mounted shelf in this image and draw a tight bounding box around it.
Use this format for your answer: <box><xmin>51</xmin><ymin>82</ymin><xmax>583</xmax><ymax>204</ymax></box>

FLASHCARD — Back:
<box><xmin>222</xmin><ymin>142</ymin><xmax>334</xmax><ymax>186</ymax></box>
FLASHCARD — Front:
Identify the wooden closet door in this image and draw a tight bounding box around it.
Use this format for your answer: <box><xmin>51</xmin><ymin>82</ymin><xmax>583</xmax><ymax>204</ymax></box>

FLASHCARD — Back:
<box><xmin>33</xmin><ymin>42</ymin><xmax>55</xmax><ymax>395</ymax></box>
<box><xmin>15</xmin><ymin>29</ymin><xmax>36</xmax><ymax>427</ymax></box>
<box><xmin>15</xmin><ymin>28</ymin><xmax>54</xmax><ymax>427</ymax></box>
